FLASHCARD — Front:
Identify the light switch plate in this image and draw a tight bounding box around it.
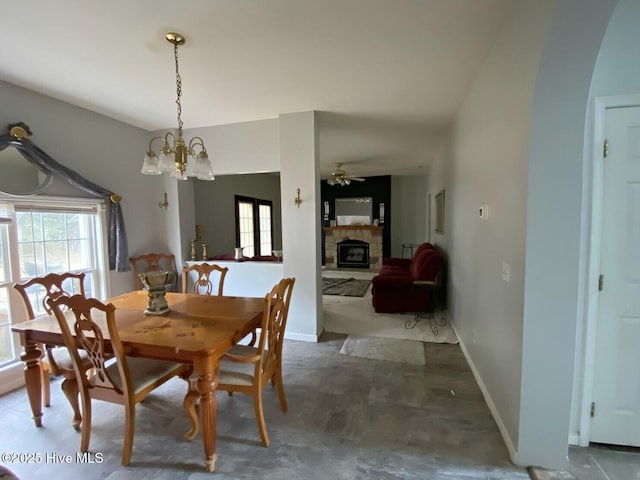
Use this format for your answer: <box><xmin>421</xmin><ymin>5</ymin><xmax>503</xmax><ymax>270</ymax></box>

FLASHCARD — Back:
<box><xmin>479</xmin><ymin>204</ymin><xmax>489</xmax><ymax>219</ymax></box>
<box><xmin>501</xmin><ymin>262</ymin><xmax>510</xmax><ymax>282</ymax></box>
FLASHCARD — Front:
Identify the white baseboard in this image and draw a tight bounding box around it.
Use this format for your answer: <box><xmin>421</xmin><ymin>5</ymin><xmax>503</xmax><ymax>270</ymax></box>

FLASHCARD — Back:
<box><xmin>284</xmin><ymin>331</ymin><xmax>318</xmax><ymax>342</ymax></box>
<box><xmin>239</xmin><ymin>329</ymin><xmax>318</xmax><ymax>345</ymax></box>
<box><xmin>450</xmin><ymin>317</ymin><xmax>518</xmax><ymax>463</ymax></box>
<box><xmin>0</xmin><ymin>362</ymin><xmax>25</xmax><ymax>395</ymax></box>
<box><xmin>568</xmin><ymin>433</ymin><xmax>580</xmax><ymax>446</ymax></box>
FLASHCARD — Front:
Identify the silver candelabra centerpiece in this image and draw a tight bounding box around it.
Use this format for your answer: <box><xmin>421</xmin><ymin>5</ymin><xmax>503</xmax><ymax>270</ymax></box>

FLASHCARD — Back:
<box><xmin>138</xmin><ymin>271</ymin><xmax>174</xmax><ymax>315</ymax></box>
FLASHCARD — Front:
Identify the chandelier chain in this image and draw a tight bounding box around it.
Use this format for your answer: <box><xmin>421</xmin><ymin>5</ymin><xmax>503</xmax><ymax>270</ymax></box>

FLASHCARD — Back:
<box><xmin>141</xmin><ymin>32</ymin><xmax>214</xmax><ymax>180</ymax></box>
<box><xmin>174</xmin><ymin>42</ymin><xmax>183</xmax><ymax>132</ymax></box>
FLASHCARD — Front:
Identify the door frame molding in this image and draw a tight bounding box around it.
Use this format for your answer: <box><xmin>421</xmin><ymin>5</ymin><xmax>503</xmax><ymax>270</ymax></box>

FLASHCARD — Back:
<box><xmin>578</xmin><ymin>94</ymin><xmax>640</xmax><ymax>446</ymax></box>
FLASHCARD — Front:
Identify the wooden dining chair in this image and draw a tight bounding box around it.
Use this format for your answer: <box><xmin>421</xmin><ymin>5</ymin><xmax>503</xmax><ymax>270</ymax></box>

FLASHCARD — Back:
<box><xmin>181</xmin><ymin>263</ymin><xmax>229</xmax><ymax>296</ymax></box>
<box><xmin>183</xmin><ymin>277</ymin><xmax>295</xmax><ymax>446</ymax></box>
<box><xmin>46</xmin><ymin>294</ymin><xmax>191</xmax><ymax>466</ymax></box>
<box><xmin>13</xmin><ymin>272</ymin><xmax>89</xmax><ymax>429</ymax></box>
<box><xmin>129</xmin><ymin>252</ymin><xmax>177</xmax><ymax>290</ymax></box>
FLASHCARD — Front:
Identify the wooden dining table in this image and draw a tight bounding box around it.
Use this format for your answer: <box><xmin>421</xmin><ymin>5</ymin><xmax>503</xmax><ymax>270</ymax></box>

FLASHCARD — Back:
<box><xmin>11</xmin><ymin>290</ymin><xmax>265</xmax><ymax>473</ymax></box>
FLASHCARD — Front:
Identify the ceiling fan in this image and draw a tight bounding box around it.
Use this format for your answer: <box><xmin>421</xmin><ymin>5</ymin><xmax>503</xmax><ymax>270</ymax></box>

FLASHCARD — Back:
<box><xmin>326</xmin><ymin>163</ymin><xmax>365</xmax><ymax>186</ymax></box>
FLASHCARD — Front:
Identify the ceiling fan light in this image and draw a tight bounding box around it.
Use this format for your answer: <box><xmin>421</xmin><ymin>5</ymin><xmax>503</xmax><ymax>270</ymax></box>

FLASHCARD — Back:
<box><xmin>327</xmin><ymin>178</ymin><xmax>336</xmax><ymax>186</ymax></box>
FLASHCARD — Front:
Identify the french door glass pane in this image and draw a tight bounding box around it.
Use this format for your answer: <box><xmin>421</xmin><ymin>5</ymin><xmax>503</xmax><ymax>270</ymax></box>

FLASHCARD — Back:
<box><xmin>238</xmin><ymin>201</ymin><xmax>255</xmax><ymax>257</ymax></box>
<box><xmin>258</xmin><ymin>204</ymin><xmax>272</xmax><ymax>255</ymax></box>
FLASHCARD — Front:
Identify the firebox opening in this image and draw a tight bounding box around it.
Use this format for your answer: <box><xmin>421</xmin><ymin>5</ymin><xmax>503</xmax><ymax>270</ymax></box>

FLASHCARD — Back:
<box><xmin>337</xmin><ymin>239</ymin><xmax>370</xmax><ymax>269</ymax></box>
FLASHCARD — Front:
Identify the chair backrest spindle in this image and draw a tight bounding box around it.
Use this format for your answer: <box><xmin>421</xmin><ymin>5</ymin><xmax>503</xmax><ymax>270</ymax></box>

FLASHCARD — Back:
<box><xmin>181</xmin><ymin>263</ymin><xmax>229</xmax><ymax>296</ymax></box>
<box><xmin>14</xmin><ymin>272</ymin><xmax>86</xmax><ymax>320</ymax></box>
<box><xmin>130</xmin><ymin>253</ymin><xmax>177</xmax><ymax>290</ymax></box>
<box><xmin>257</xmin><ymin>277</ymin><xmax>295</xmax><ymax>381</ymax></box>
<box><xmin>47</xmin><ymin>295</ymin><xmax>126</xmax><ymax>395</ymax></box>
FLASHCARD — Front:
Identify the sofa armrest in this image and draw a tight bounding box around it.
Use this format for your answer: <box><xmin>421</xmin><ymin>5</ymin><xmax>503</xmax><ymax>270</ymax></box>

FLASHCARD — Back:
<box><xmin>382</xmin><ymin>257</ymin><xmax>412</xmax><ymax>267</ymax></box>
<box><xmin>372</xmin><ymin>275</ymin><xmax>414</xmax><ymax>289</ymax></box>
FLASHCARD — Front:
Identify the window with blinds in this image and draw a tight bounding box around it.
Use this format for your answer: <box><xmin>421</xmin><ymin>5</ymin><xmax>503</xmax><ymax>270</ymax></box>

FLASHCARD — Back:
<box><xmin>0</xmin><ymin>197</ymin><xmax>108</xmax><ymax>370</ymax></box>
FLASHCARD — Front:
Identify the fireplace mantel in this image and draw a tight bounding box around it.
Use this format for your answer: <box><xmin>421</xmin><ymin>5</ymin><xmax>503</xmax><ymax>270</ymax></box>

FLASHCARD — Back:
<box><xmin>322</xmin><ymin>226</ymin><xmax>383</xmax><ymax>232</ymax></box>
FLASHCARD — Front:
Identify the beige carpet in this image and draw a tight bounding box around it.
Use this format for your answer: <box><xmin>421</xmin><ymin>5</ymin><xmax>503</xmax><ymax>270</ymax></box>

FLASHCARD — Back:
<box><xmin>339</xmin><ymin>335</ymin><xmax>426</xmax><ymax>365</ymax></box>
<box><xmin>322</xmin><ymin>269</ymin><xmax>458</xmax><ymax>344</ymax></box>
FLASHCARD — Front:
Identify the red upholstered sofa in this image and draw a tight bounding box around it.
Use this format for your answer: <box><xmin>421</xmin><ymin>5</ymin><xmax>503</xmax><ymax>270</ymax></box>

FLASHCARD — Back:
<box><xmin>380</xmin><ymin>242</ymin><xmax>434</xmax><ymax>269</ymax></box>
<box><xmin>371</xmin><ymin>243</ymin><xmax>442</xmax><ymax>313</ymax></box>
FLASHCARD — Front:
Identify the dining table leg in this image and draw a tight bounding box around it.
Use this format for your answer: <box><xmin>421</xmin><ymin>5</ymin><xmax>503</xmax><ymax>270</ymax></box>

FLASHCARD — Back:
<box><xmin>193</xmin><ymin>355</ymin><xmax>219</xmax><ymax>473</ymax></box>
<box><xmin>20</xmin><ymin>341</ymin><xmax>44</xmax><ymax>427</ymax></box>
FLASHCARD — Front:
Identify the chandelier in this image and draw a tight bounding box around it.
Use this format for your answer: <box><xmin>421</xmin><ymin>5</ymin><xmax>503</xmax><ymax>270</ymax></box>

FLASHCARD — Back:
<box><xmin>141</xmin><ymin>32</ymin><xmax>214</xmax><ymax>181</ymax></box>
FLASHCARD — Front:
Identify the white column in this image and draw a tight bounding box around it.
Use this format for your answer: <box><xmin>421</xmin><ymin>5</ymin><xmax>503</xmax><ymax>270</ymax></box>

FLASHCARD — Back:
<box><xmin>279</xmin><ymin>111</ymin><xmax>322</xmax><ymax>341</ymax></box>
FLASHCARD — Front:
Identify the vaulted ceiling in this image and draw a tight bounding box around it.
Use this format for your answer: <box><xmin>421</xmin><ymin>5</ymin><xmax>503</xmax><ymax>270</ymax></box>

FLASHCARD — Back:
<box><xmin>0</xmin><ymin>0</ymin><xmax>510</xmax><ymax>177</ymax></box>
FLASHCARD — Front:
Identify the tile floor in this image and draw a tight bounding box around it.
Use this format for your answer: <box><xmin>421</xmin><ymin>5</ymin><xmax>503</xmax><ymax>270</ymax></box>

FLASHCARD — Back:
<box><xmin>538</xmin><ymin>443</ymin><xmax>640</xmax><ymax>480</ymax></box>
<box><xmin>0</xmin><ymin>334</ymin><xmax>528</xmax><ymax>479</ymax></box>
<box><xmin>322</xmin><ymin>268</ymin><xmax>640</xmax><ymax>480</ymax></box>
<box><xmin>2</xmin><ymin>275</ymin><xmax>638</xmax><ymax>479</ymax></box>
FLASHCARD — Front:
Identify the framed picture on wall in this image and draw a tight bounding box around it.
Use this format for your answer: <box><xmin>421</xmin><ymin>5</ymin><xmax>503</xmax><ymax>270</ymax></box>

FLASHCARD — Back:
<box><xmin>435</xmin><ymin>189</ymin><xmax>445</xmax><ymax>234</ymax></box>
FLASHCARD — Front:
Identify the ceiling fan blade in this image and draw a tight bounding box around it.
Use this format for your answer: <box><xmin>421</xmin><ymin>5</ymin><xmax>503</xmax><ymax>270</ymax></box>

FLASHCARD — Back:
<box><xmin>349</xmin><ymin>177</ymin><xmax>365</xmax><ymax>181</ymax></box>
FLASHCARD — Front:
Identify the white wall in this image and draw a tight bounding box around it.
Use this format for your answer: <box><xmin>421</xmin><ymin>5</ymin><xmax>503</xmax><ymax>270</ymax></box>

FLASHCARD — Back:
<box><xmin>519</xmin><ymin>0</ymin><xmax>617</xmax><ymax>468</ymax></box>
<box><xmin>0</xmin><ymin>79</ymin><xmax>159</xmax><ymax>297</ymax></box>
<box><xmin>390</xmin><ymin>175</ymin><xmax>428</xmax><ymax>257</ymax></box>
<box><xmin>187</xmin><ymin>119</ymin><xmax>280</xmax><ymax>175</ymax></box>
<box><xmin>423</xmin><ymin>0</ymin><xmax>622</xmax><ymax>468</ymax></box>
<box><xmin>184</xmin><ymin>260</ymin><xmax>284</xmax><ymax>297</ymax></box>
<box><xmin>439</xmin><ymin>0</ymin><xmax>555</xmax><ymax>462</ymax></box>
<box><xmin>569</xmin><ymin>0</ymin><xmax>640</xmax><ymax>444</ymax></box>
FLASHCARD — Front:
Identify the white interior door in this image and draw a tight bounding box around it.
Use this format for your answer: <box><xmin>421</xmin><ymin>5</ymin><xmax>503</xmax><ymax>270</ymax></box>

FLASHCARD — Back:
<box><xmin>591</xmin><ymin>106</ymin><xmax>640</xmax><ymax>446</ymax></box>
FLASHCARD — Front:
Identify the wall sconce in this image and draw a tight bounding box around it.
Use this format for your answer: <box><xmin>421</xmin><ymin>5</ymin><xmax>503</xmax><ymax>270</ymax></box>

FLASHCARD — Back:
<box><xmin>159</xmin><ymin>192</ymin><xmax>169</xmax><ymax>210</ymax></box>
<box><xmin>294</xmin><ymin>188</ymin><xmax>302</xmax><ymax>208</ymax></box>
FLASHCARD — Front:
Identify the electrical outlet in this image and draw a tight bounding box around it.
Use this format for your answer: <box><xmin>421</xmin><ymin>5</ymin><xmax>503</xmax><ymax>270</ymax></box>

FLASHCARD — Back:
<box><xmin>501</xmin><ymin>262</ymin><xmax>510</xmax><ymax>282</ymax></box>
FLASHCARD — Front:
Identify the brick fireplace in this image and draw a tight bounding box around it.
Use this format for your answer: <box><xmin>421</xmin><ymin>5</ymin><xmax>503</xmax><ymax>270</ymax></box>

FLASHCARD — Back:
<box><xmin>323</xmin><ymin>226</ymin><xmax>383</xmax><ymax>270</ymax></box>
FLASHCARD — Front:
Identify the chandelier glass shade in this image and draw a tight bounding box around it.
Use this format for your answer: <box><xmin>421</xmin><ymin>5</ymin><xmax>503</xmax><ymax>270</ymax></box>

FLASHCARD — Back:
<box><xmin>141</xmin><ymin>32</ymin><xmax>214</xmax><ymax>181</ymax></box>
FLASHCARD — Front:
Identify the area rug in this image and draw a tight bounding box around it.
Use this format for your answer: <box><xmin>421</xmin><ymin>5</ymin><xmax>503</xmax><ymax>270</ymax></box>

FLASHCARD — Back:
<box><xmin>322</xmin><ymin>277</ymin><xmax>371</xmax><ymax>297</ymax></box>
<box><xmin>339</xmin><ymin>335</ymin><xmax>426</xmax><ymax>365</ymax></box>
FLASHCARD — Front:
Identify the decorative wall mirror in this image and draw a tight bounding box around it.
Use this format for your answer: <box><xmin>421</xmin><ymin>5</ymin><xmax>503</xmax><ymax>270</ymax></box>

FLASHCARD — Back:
<box><xmin>335</xmin><ymin>197</ymin><xmax>373</xmax><ymax>226</ymax></box>
<box><xmin>0</xmin><ymin>144</ymin><xmax>53</xmax><ymax>195</ymax></box>
<box><xmin>0</xmin><ymin>123</ymin><xmax>53</xmax><ymax>195</ymax></box>
<box><xmin>435</xmin><ymin>189</ymin><xmax>445</xmax><ymax>234</ymax></box>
